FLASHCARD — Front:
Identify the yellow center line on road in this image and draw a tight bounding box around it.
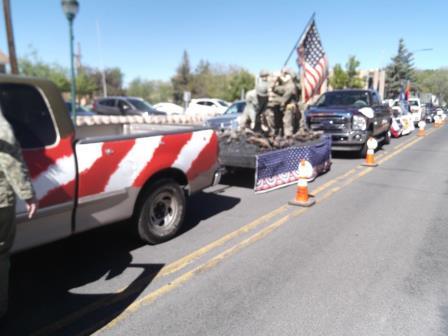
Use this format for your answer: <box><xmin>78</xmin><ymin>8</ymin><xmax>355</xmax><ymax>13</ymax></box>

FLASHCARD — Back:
<box><xmin>94</xmin><ymin>129</ymin><xmax>438</xmax><ymax>334</ymax></box>
<box><xmin>33</xmin><ymin>158</ymin><xmax>364</xmax><ymax>336</ymax></box>
<box><xmin>35</xmin><ymin>128</ymin><xmax>442</xmax><ymax>336</ymax></box>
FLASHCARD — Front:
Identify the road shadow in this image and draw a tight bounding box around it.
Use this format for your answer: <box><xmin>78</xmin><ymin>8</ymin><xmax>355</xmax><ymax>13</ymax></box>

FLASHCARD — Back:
<box><xmin>1</xmin><ymin>223</ymin><xmax>163</xmax><ymax>336</ymax></box>
<box><xmin>181</xmin><ymin>191</ymin><xmax>241</xmax><ymax>233</ymax></box>
<box><xmin>1</xmin><ymin>191</ymin><xmax>241</xmax><ymax>335</ymax></box>
<box><xmin>218</xmin><ymin>168</ymin><xmax>255</xmax><ymax>189</ymax></box>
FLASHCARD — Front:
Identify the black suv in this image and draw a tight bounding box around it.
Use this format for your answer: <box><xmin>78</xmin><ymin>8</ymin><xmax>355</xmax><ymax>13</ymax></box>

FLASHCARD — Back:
<box><xmin>306</xmin><ymin>89</ymin><xmax>392</xmax><ymax>157</ymax></box>
<box><xmin>93</xmin><ymin>97</ymin><xmax>166</xmax><ymax>116</ymax></box>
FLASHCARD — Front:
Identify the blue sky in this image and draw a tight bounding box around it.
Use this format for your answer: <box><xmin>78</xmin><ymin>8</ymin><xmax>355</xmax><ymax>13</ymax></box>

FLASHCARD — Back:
<box><xmin>0</xmin><ymin>0</ymin><xmax>446</xmax><ymax>85</ymax></box>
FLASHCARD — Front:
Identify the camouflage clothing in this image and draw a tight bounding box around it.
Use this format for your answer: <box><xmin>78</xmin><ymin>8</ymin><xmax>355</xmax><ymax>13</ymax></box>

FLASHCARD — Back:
<box><xmin>277</xmin><ymin>75</ymin><xmax>300</xmax><ymax>137</ymax></box>
<box><xmin>0</xmin><ymin>111</ymin><xmax>35</xmax><ymax>208</ymax></box>
<box><xmin>265</xmin><ymin>77</ymin><xmax>284</xmax><ymax>135</ymax></box>
<box><xmin>0</xmin><ymin>110</ymin><xmax>35</xmax><ymax>317</ymax></box>
<box><xmin>239</xmin><ymin>72</ymin><xmax>269</xmax><ymax>131</ymax></box>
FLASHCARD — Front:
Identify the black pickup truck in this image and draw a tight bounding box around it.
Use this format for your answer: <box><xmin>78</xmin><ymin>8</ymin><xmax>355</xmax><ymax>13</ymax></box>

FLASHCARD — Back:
<box><xmin>306</xmin><ymin>89</ymin><xmax>392</xmax><ymax>156</ymax></box>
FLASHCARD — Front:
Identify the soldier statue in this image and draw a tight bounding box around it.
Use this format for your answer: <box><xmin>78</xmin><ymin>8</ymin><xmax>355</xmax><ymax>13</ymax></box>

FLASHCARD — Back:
<box><xmin>238</xmin><ymin>70</ymin><xmax>269</xmax><ymax>131</ymax></box>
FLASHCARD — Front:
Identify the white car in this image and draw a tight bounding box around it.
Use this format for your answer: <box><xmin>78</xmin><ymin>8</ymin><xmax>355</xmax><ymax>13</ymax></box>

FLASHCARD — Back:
<box><xmin>186</xmin><ymin>98</ymin><xmax>230</xmax><ymax>117</ymax></box>
<box><xmin>153</xmin><ymin>102</ymin><xmax>184</xmax><ymax>115</ymax></box>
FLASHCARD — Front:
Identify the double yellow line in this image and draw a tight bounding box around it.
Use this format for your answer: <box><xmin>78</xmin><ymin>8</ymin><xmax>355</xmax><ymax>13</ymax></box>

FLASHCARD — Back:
<box><xmin>33</xmin><ymin>127</ymin><xmax>440</xmax><ymax>335</ymax></box>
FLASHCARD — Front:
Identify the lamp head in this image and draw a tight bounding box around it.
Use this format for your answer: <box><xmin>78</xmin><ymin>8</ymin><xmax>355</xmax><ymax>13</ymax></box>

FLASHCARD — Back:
<box><xmin>61</xmin><ymin>0</ymin><xmax>79</xmax><ymax>21</ymax></box>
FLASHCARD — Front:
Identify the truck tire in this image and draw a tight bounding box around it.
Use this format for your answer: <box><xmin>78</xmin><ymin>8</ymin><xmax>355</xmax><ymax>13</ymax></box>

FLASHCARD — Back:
<box><xmin>136</xmin><ymin>179</ymin><xmax>186</xmax><ymax>244</ymax></box>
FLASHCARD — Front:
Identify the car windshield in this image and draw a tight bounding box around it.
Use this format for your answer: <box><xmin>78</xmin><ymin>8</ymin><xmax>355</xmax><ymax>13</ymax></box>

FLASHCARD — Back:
<box><xmin>316</xmin><ymin>91</ymin><xmax>370</xmax><ymax>107</ymax></box>
<box><xmin>127</xmin><ymin>98</ymin><xmax>155</xmax><ymax>112</ymax></box>
<box><xmin>224</xmin><ymin>102</ymin><xmax>246</xmax><ymax>114</ymax></box>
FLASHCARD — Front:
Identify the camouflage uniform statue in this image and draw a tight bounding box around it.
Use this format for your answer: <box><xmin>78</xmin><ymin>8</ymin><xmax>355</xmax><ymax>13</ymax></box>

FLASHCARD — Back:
<box><xmin>238</xmin><ymin>70</ymin><xmax>269</xmax><ymax>131</ymax></box>
<box><xmin>277</xmin><ymin>68</ymin><xmax>301</xmax><ymax>137</ymax></box>
<box><xmin>0</xmin><ymin>110</ymin><xmax>37</xmax><ymax>318</ymax></box>
<box><xmin>265</xmin><ymin>74</ymin><xmax>284</xmax><ymax>136</ymax></box>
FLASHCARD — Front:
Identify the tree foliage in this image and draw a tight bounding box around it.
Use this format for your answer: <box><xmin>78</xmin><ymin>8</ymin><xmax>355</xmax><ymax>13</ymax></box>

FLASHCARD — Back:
<box><xmin>329</xmin><ymin>64</ymin><xmax>348</xmax><ymax>89</ymax></box>
<box><xmin>127</xmin><ymin>78</ymin><xmax>173</xmax><ymax>103</ymax></box>
<box><xmin>385</xmin><ymin>38</ymin><xmax>414</xmax><ymax>98</ymax></box>
<box><xmin>19</xmin><ymin>51</ymin><xmax>70</xmax><ymax>92</ymax></box>
<box><xmin>171</xmin><ymin>50</ymin><xmax>192</xmax><ymax>104</ymax></box>
<box><xmin>76</xmin><ymin>68</ymin><xmax>97</xmax><ymax>97</ymax></box>
<box><xmin>170</xmin><ymin>51</ymin><xmax>255</xmax><ymax>103</ymax></box>
<box><xmin>345</xmin><ymin>56</ymin><xmax>364</xmax><ymax>88</ymax></box>
<box><xmin>329</xmin><ymin>56</ymin><xmax>363</xmax><ymax>89</ymax></box>
<box><xmin>414</xmin><ymin>68</ymin><xmax>448</xmax><ymax>104</ymax></box>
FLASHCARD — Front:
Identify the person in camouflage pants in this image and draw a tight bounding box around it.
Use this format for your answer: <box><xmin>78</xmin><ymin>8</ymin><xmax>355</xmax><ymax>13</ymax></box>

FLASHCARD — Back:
<box><xmin>0</xmin><ymin>109</ymin><xmax>37</xmax><ymax>319</ymax></box>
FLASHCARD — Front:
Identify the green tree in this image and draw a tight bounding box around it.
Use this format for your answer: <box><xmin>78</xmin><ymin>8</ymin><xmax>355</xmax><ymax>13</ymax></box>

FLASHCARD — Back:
<box><xmin>127</xmin><ymin>78</ymin><xmax>153</xmax><ymax>101</ymax></box>
<box><xmin>346</xmin><ymin>56</ymin><xmax>364</xmax><ymax>88</ymax></box>
<box><xmin>76</xmin><ymin>68</ymin><xmax>97</xmax><ymax>98</ymax></box>
<box><xmin>127</xmin><ymin>78</ymin><xmax>173</xmax><ymax>103</ymax></box>
<box><xmin>415</xmin><ymin>68</ymin><xmax>448</xmax><ymax>104</ymax></box>
<box><xmin>171</xmin><ymin>50</ymin><xmax>192</xmax><ymax>104</ymax></box>
<box><xmin>190</xmin><ymin>60</ymin><xmax>212</xmax><ymax>97</ymax></box>
<box><xmin>19</xmin><ymin>52</ymin><xmax>70</xmax><ymax>92</ymax></box>
<box><xmin>223</xmin><ymin>69</ymin><xmax>255</xmax><ymax>101</ymax></box>
<box><xmin>329</xmin><ymin>64</ymin><xmax>348</xmax><ymax>89</ymax></box>
<box><xmin>385</xmin><ymin>38</ymin><xmax>414</xmax><ymax>98</ymax></box>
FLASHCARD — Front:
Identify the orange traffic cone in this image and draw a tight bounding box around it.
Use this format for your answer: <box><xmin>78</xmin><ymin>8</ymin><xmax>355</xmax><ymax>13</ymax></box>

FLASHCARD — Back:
<box><xmin>289</xmin><ymin>160</ymin><xmax>315</xmax><ymax>207</ymax></box>
<box><xmin>362</xmin><ymin>138</ymin><xmax>378</xmax><ymax>167</ymax></box>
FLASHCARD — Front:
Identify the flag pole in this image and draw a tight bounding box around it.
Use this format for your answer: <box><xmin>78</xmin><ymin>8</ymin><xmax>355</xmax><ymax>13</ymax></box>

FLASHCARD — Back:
<box><xmin>282</xmin><ymin>12</ymin><xmax>316</xmax><ymax>68</ymax></box>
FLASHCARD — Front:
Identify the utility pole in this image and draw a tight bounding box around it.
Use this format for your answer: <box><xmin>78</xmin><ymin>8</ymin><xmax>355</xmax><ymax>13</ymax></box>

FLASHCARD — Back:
<box><xmin>2</xmin><ymin>0</ymin><xmax>18</xmax><ymax>74</ymax></box>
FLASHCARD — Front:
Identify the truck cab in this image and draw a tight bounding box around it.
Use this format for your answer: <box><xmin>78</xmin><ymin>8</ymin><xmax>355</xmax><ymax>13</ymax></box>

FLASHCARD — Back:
<box><xmin>306</xmin><ymin>89</ymin><xmax>392</xmax><ymax>156</ymax></box>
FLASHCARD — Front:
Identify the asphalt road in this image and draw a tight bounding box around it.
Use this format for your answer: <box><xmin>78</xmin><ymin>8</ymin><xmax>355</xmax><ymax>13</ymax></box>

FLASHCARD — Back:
<box><xmin>2</xmin><ymin>124</ymin><xmax>448</xmax><ymax>336</ymax></box>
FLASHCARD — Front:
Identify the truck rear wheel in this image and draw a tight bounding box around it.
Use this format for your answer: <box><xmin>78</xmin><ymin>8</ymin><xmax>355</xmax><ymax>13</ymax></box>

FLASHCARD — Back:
<box><xmin>136</xmin><ymin>179</ymin><xmax>186</xmax><ymax>244</ymax></box>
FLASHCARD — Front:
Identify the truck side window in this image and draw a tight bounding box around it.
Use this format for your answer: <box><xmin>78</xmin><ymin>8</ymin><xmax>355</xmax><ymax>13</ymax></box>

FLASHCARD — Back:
<box><xmin>0</xmin><ymin>83</ymin><xmax>57</xmax><ymax>149</ymax></box>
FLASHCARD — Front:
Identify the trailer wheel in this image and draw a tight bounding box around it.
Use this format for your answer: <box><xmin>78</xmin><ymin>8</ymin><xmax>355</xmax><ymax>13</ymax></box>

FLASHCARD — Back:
<box><xmin>136</xmin><ymin>179</ymin><xmax>186</xmax><ymax>244</ymax></box>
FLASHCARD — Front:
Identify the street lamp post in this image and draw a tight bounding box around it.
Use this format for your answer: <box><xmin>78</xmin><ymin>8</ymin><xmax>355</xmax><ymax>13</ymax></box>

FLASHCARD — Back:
<box><xmin>61</xmin><ymin>0</ymin><xmax>79</xmax><ymax>121</ymax></box>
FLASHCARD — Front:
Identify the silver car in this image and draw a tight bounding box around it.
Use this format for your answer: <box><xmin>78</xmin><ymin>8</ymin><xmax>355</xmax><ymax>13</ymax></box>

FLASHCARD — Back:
<box><xmin>93</xmin><ymin>96</ymin><xmax>166</xmax><ymax>116</ymax></box>
<box><xmin>203</xmin><ymin>101</ymin><xmax>246</xmax><ymax>131</ymax></box>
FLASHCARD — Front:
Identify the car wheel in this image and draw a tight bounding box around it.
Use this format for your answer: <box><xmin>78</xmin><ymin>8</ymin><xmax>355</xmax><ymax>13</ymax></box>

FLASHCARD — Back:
<box><xmin>135</xmin><ymin>179</ymin><xmax>186</xmax><ymax>244</ymax></box>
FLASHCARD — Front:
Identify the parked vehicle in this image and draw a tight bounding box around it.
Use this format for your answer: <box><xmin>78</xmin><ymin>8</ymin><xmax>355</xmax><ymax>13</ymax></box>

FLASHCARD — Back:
<box><xmin>306</xmin><ymin>89</ymin><xmax>392</xmax><ymax>157</ymax></box>
<box><xmin>408</xmin><ymin>98</ymin><xmax>424</xmax><ymax>124</ymax></box>
<box><xmin>186</xmin><ymin>98</ymin><xmax>230</xmax><ymax>117</ymax></box>
<box><xmin>203</xmin><ymin>100</ymin><xmax>246</xmax><ymax>131</ymax></box>
<box><xmin>391</xmin><ymin>98</ymin><xmax>423</xmax><ymax>125</ymax></box>
<box><xmin>0</xmin><ymin>75</ymin><xmax>220</xmax><ymax>252</ymax></box>
<box><xmin>152</xmin><ymin>102</ymin><xmax>184</xmax><ymax>115</ymax></box>
<box><xmin>93</xmin><ymin>96</ymin><xmax>166</xmax><ymax>116</ymax></box>
<box><xmin>65</xmin><ymin>102</ymin><xmax>96</xmax><ymax>116</ymax></box>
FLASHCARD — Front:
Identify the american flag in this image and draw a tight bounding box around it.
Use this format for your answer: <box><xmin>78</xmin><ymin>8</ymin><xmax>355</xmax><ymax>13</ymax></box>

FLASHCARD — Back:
<box><xmin>296</xmin><ymin>20</ymin><xmax>328</xmax><ymax>102</ymax></box>
<box><xmin>254</xmin><ymin>136</ymin><xmax>332</xmax><ymax>193</ymax></box>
